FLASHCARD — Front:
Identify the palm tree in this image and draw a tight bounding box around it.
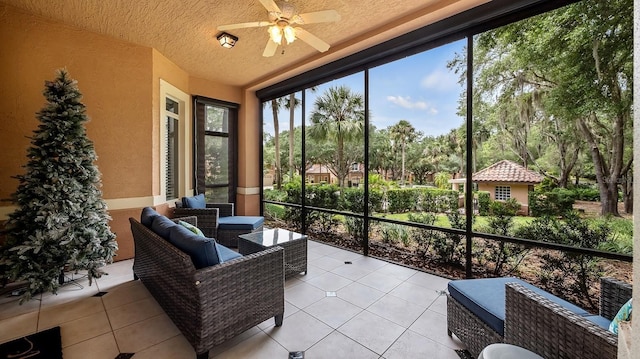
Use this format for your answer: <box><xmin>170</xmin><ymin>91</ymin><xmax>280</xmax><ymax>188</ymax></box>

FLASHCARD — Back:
<box><xmin>266</xmin><ymin>97</ymin><xmax>289</xmax><ymax>189</ymax></box>
<box><xmin>308</xmin><ymin>86</ymin><xmax>365</xmax><ymax>188</ymax></box>
<box><xmin>269</xmin><ymin>99</ymin><xmax>282</xmax><ymax>189</ymax></box>
<box><xmin>287</xmin><ymin>93</ymin><xmax>299</xmax><ymax>182</ymax></box>
<box><xmin>390</xmin><ymin>120</ymin><xmax>418</xmax><ymax>186</ymax></box>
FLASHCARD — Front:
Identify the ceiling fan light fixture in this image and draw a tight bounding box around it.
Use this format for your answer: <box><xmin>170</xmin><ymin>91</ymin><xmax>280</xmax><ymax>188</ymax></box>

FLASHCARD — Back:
<box><xmin>283</xmin><ymin>26</ymin><xmax>296</xmax><ymax>44</ymax></box>
<box><xmin>268</xmin><ymin>25</ymin><xmax>282</xmax><ymax>44</ymax></box>
<box><xmin>216</xmin><ymin>32</ymin><xmax>238</xmax><ymax>48</ymax></box>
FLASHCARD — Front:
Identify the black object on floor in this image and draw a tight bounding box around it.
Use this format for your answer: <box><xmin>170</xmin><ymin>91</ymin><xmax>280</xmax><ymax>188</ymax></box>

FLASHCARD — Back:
<box><xmin>115</xmin><ymin>353</ymin><xmax>135</xmax><ymax>359</ymax></box>
<box><xmin>455</xmin><ymin>349</ymin><xmax>475</xmax><ymax>359</ymax></box>
<box><xmin>289</xmin><ymin>351</ymin><xmax>304</xmax><ymax>359</ymax></box>
<box><xmin>0</xmin><ymin>326</ymin><xmax>62</xmax><ymax>359</ymax></box>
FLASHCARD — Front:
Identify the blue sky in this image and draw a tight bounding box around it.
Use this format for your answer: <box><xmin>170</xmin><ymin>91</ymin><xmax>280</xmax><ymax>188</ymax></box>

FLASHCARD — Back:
<box><xmin>263</xmin><ymin>39</ymin><xmax>465</xmax><ymax>138</ymax></box>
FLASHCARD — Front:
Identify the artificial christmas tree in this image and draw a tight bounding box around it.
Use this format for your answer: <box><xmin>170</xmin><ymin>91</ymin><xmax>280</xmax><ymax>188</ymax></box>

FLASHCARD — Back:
<box><xmin>0</xmin><ymin>69</ymin><xmax>118</xmax><ymax>302</ymax></box>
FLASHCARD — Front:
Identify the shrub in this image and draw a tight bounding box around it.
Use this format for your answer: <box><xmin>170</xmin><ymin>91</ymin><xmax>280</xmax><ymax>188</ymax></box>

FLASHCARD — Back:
<box><xmin>477</xmin><ymin>191</ymin><xmax>490</xmax><ymax>215</ymax></box>
<box><xmin>340</xmin><ymin>187</ymin><xmax>383</xmax><ymax>214</ymax></box>
<box><xmin>417</xmin><ymin>188</ymin><xmax>458</xmax><ymax>213</ymax></box>
<box><xmin>592</xmin><ymin>216</ymin><xmax>633</xmax><ymax>255</ymax></box>
<box><xmin>571</xmin><ymin>187</ymin><xmax>600</xmax><ymax>201</ymax></box>
<box><xmin>264</xmin><ymin>203</ymin><xmax>286</xmax><ymax>220</ymax></box>
<box><xmin>380</xmin><ymin>223</ymin><xmax>401</xmax><ymax>244</ymax></box>
<box><xmin>282</xmin><ymin>181</ymin><xmax>340</xmax><ymax>231</ymax></box>
<box><xmin>387</xmin><ymin>188</ymin><xmax>416</xmax><ymax>213</ymax></box>
<box><xmin>479</xmin><ymin>199</ymin><xmax>527</xmax><ymax>276</ymax></box>
<box><xmin>514</xmin><ymin>212</ymin><xmax>608</xmax><ymax>310</ymax></box>
<box><xmin>385</xmin><ymin>187</ymin><xmax>458</xmax><ymax>214</ymax></box>
<box><xmin>529</xmin><ymin>187</ymin><xmax>575</xmax><ymax>217</ymax></box>
<box><xmin>263</xmin><ymin>188</ymin><xmax>287</xmax><ymax>202</ymax></box>
<box><xmin>408</xmin><ymin>212</ymin><xmax>437</xmax><ymax>258</ymax></box>
<box><xmin>431</xmin><ymin>210</ymin><xmax>467</xmax><ymax>266</ymax></box>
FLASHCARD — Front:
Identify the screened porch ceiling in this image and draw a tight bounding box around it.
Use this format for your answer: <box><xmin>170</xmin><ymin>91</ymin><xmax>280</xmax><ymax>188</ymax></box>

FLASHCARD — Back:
<box><xmin>3</xmin><ymin>0</ymin><xmax>488</xmax><ymax>89</ymax></box>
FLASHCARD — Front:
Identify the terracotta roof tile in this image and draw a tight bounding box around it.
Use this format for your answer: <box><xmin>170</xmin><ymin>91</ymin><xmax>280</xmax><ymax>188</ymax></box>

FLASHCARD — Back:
<box><xmin>472</xmin><ymin>160</ymin><xmax>544</xmax><ymax>184</ymax></box>
<box><xmin>306</xmin><ymin>164</ymin><xmax>331</xmax><ymax>174</ymax></box>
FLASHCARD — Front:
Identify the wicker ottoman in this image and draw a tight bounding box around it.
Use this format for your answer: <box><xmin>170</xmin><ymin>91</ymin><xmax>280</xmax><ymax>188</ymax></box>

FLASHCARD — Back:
<box><xmin>217</xmin><ymin>216</ymin><xmax>264</xmax><ymax>248</ymax></box>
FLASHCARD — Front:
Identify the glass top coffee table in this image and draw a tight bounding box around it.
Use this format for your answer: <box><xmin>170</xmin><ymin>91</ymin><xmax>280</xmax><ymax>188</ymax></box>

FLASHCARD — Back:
<box><xmin>238</xmin><ymin>228</ymin><xmax>307</xmax><ymax>279</ymax></box>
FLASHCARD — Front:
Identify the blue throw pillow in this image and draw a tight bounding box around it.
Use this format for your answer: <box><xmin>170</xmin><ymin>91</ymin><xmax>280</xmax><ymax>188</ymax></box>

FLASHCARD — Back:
<box><xmin>140</xmin><ymin>207</ymin><xmax>160</xmax><ymax>227</ymax></box>
<box><xmin>178</xmin><ymin>220</ymin><xmax>205</xmax><ymax>237</ymax></box>
<box><xmin>150</xmin><ymin>215</ymin><xmax>177</xmax><ymax>239</ymax></box>
<box><xmin>182</xmin><ymin>194</ymin><xmax>206</xmax><ymax>209</ymax></box>
<box><xmin>167</xmin><ymin>225</ymin><xmax>221</xmax><ymax>269</ymax></box>
<box><xmin>609</xmin><ymin>298</ymin><xmax>632</xmax><ymax>334</ymax></box>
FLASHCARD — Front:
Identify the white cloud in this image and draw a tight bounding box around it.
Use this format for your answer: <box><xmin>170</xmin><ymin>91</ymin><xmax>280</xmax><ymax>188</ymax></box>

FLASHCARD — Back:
<box><xmin>420</xmin><ymin>69</ymin><xmax>460</xmax><ymax>91</ymax></box>
<box><xmin>386</xmin><ymin>95</ymin><xmax>429</xmax><ymax>110</ymax></box>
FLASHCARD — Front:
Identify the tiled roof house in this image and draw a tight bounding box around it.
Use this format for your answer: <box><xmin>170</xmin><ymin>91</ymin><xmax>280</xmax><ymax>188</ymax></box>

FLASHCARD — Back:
<box><xmin>473</xmin><ymin>160</ymin><xmax>544</xmax><ymax>184</ymax></box>
<box><xmin>473</xmin><ymin>160</ymin><xmax>544</xmax><ymax>215</ymax></box>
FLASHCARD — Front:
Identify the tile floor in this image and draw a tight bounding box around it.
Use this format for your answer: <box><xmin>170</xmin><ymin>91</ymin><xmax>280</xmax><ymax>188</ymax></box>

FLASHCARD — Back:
<box><xmin>0</xmin><ymin>240</ymin><xmax>464</xmax><ymax>358</ymax></box>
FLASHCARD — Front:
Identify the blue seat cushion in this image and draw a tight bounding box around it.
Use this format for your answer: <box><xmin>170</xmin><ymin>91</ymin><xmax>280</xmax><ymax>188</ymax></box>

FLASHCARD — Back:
<box><xmin>584</xmin><ymin>314</ymin><xmax>612</xmax><ymax>330</ymax></box>
<box><xmin>218</xmin><ymin>216</ymin><xmax>264</xmax><ymax>230</ymax></box>
<box><xmin>167</xmin><ymin>225</ymin><xmax>220</xmax><ymax>269</ymax></box>
<box><xmin>141</xmin><ymin>207</ymin><xmax>160</xmax><ymax>227</ymax></box>
<box><xmin>150</xmin><ymin>215</ymin><xmax>177</xmax><ymax>239</ymax></box>
<box><xmin>448</xmin><ymin>277</ymin><xmax>590</xmax><ymax>336</ymax></box>
<box><xmin>216</xmin><ymin>243</ymin><xmax>243</xmax><ymax>262</ymax></box>
<box><xmin>182</xmin><ymin>194</ymin><xmax>206</xmax><ymax>209</ymax></box>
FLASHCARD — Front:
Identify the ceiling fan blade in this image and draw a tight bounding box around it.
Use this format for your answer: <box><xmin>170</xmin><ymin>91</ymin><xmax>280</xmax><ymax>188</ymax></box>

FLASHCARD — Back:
<box><xmin>296</xmin><ymin>10</ymin><xmax>341</xmax><ymax>24</ymax></box>
<box><xmin>263</xmin><ymin>39</ymin><xmax>278</xmax><ymax>57</ymax></box>
<box><xmin>217</xmin><ymin>21</ymin><xmax>272</xmax><ymax>31</ymax></box>
<box><xmin>294</xmin><ymin>28</ymin><xmax>330</xmax><ymax>52</ymax></box>
<box><xmin>259</xmin><ymin>0</ymin><xmax>281</xmax><ymax>13</ymax></box>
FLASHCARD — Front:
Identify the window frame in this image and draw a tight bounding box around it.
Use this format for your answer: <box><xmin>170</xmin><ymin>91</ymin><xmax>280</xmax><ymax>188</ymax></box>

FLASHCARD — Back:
<box><xmin>159</xmin><ymin>79</ymin><xmax>191</xmax><ymax>204</ymax></box>
<box><xmin>495</xmin><ymin>185</ymin><xmax>511</xmax><ymax>201</ymax></box>
<box><xmin>193</xmin><ymin>96</ymin><xmax>239</xmax><ymax>203</ymax></box>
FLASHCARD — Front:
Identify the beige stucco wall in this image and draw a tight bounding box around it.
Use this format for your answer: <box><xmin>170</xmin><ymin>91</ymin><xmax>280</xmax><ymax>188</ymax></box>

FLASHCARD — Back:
<box><xmin>0</xmin><ymin>3</ymin><xmax>245</xmax><ymax>259</ymax></box>
<box><xmin>477</xmin><ymin>182</ymin><xmax>532</xmax><ymax>215</ymax></box>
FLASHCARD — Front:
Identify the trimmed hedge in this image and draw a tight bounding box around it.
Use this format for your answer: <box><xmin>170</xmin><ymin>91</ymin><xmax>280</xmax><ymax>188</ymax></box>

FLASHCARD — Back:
<box><xmin>386</xmin><ymin>188</ymin><xmax>458</xmax><ymax>214</ymax></box>
<box><xmin>529</xmin><ymin>187</ymin><xmax>575</xmax><ymax>217</ymax></box>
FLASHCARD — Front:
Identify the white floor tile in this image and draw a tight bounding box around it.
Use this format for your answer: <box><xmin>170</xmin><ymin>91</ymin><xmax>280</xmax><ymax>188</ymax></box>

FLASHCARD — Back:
<box><xmin>62</xmin><ymin>332</ymin><xmax>120</xmax><ymax>359</ymax></box>
<box><xmin>59</xmin><ymin>310</ymin><xmax>111</xmax><ymax>348</ymax></box>
<box><xmin>337</xmin><ymin>282</ymin><xmax>385</xmax><ymax>309</ymax></box>
<box><xmin>113</xmin><ymin>314</ymin><xmax>181</xmax><ymax>353</ymax></box>
<box><xmin>338</xmin><ymin>310</ymin><xmax>405</xmax><ymax>355</ymax></box>
<box><xmin>284</xmin><ymin>282</ymin><xmax>326</xmax><ymax>309</ymax></box>
<box><xmin>306</xmin><ymin>331</ymin><xmax>379</xmax><ymax>359</ymax></box>
<box><xmin>304</xmin><ymin>296</ymin><xmax>363</xmax><ymax>328</ymax></box>
<box><xmin>383</xmin><ymin>329</ymin><xmax>460</xmax><ymax>359</ymax></box>
<box><xmin>213</xmin><ymin>330</ymin><xmax>289</xmax><ymax>359</ymax></box>
<box><xmin>367</xmin><ymin>294</ymin><xmax>427</xmax><ymax>327</ymax></box>
<box><xmin>305</xmin><ymin>272</ymin><xmax>353</xmax><ymax>292</ymax></box>
<box><xmin>264</xmin><ymin>310</ymin><xmax>333</xmax><ymax>352</ymax></box>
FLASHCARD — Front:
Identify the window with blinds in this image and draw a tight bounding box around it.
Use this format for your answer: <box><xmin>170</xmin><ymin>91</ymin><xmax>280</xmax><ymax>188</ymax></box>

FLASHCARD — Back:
<box><xmin>165</xmin><ymin>97</ymin><xmax>180</xmax><ymax>200</ymax></box>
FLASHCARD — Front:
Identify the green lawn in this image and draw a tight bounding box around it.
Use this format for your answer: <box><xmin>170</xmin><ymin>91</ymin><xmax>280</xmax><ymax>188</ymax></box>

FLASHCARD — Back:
<box><xmin>376</xmin><ymin>212</ymin><xmax>535</xmax><ymax>231</ymax></box>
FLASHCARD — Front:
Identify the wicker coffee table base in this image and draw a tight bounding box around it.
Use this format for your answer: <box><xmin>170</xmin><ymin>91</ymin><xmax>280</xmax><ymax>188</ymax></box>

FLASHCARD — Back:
<box><xmin>238</xmin><ymin>231</ymin><xmax>307</xmax><ymax>279</ymax></box>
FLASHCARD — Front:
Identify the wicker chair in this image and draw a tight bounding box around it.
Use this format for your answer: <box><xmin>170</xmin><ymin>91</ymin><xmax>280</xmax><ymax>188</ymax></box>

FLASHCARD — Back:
<box><xmin>505</xmin><ymin>278</ymin><xmax>632</xmax><ymax>359</ymax></box>
<box><xmin>447</xmin><ymin>277</ymin><xmax>632</xmax><ymax>359</ymax></box>
<box><xmin>130</xmin><ymin>216</ymin><xmax>284</xmax><ymax>359</ymax></box>
<box><xmin>173</xmin><ymin>202</ymin><xmax>234</xmax><ymax>238</ymax></box>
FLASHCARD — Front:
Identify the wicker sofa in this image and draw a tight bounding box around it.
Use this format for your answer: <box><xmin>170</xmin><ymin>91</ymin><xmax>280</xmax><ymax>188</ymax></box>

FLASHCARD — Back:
<box><xmin>130</xmin><ymin>214</ymin><xmax>284</xmax><ymax>359</ymax></box>
<box><xmin>447</xmin><ymin>277</ymin><xmax>632</xmax><ymax>359</ymax></box>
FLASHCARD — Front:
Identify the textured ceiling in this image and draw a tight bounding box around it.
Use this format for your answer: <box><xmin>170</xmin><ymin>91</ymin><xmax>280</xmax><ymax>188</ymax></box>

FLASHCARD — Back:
<box><xmin>3</xmin><ymin>0</ymin><xmax>487</xmax><ymax>88</ymax></box>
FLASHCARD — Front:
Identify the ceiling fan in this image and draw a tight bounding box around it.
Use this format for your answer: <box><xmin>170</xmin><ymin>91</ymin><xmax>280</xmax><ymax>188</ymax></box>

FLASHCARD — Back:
<box><xmin>217</xmin><ymin>0</ymin><xmax>341</xmax><ymax>57</ymax></box>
